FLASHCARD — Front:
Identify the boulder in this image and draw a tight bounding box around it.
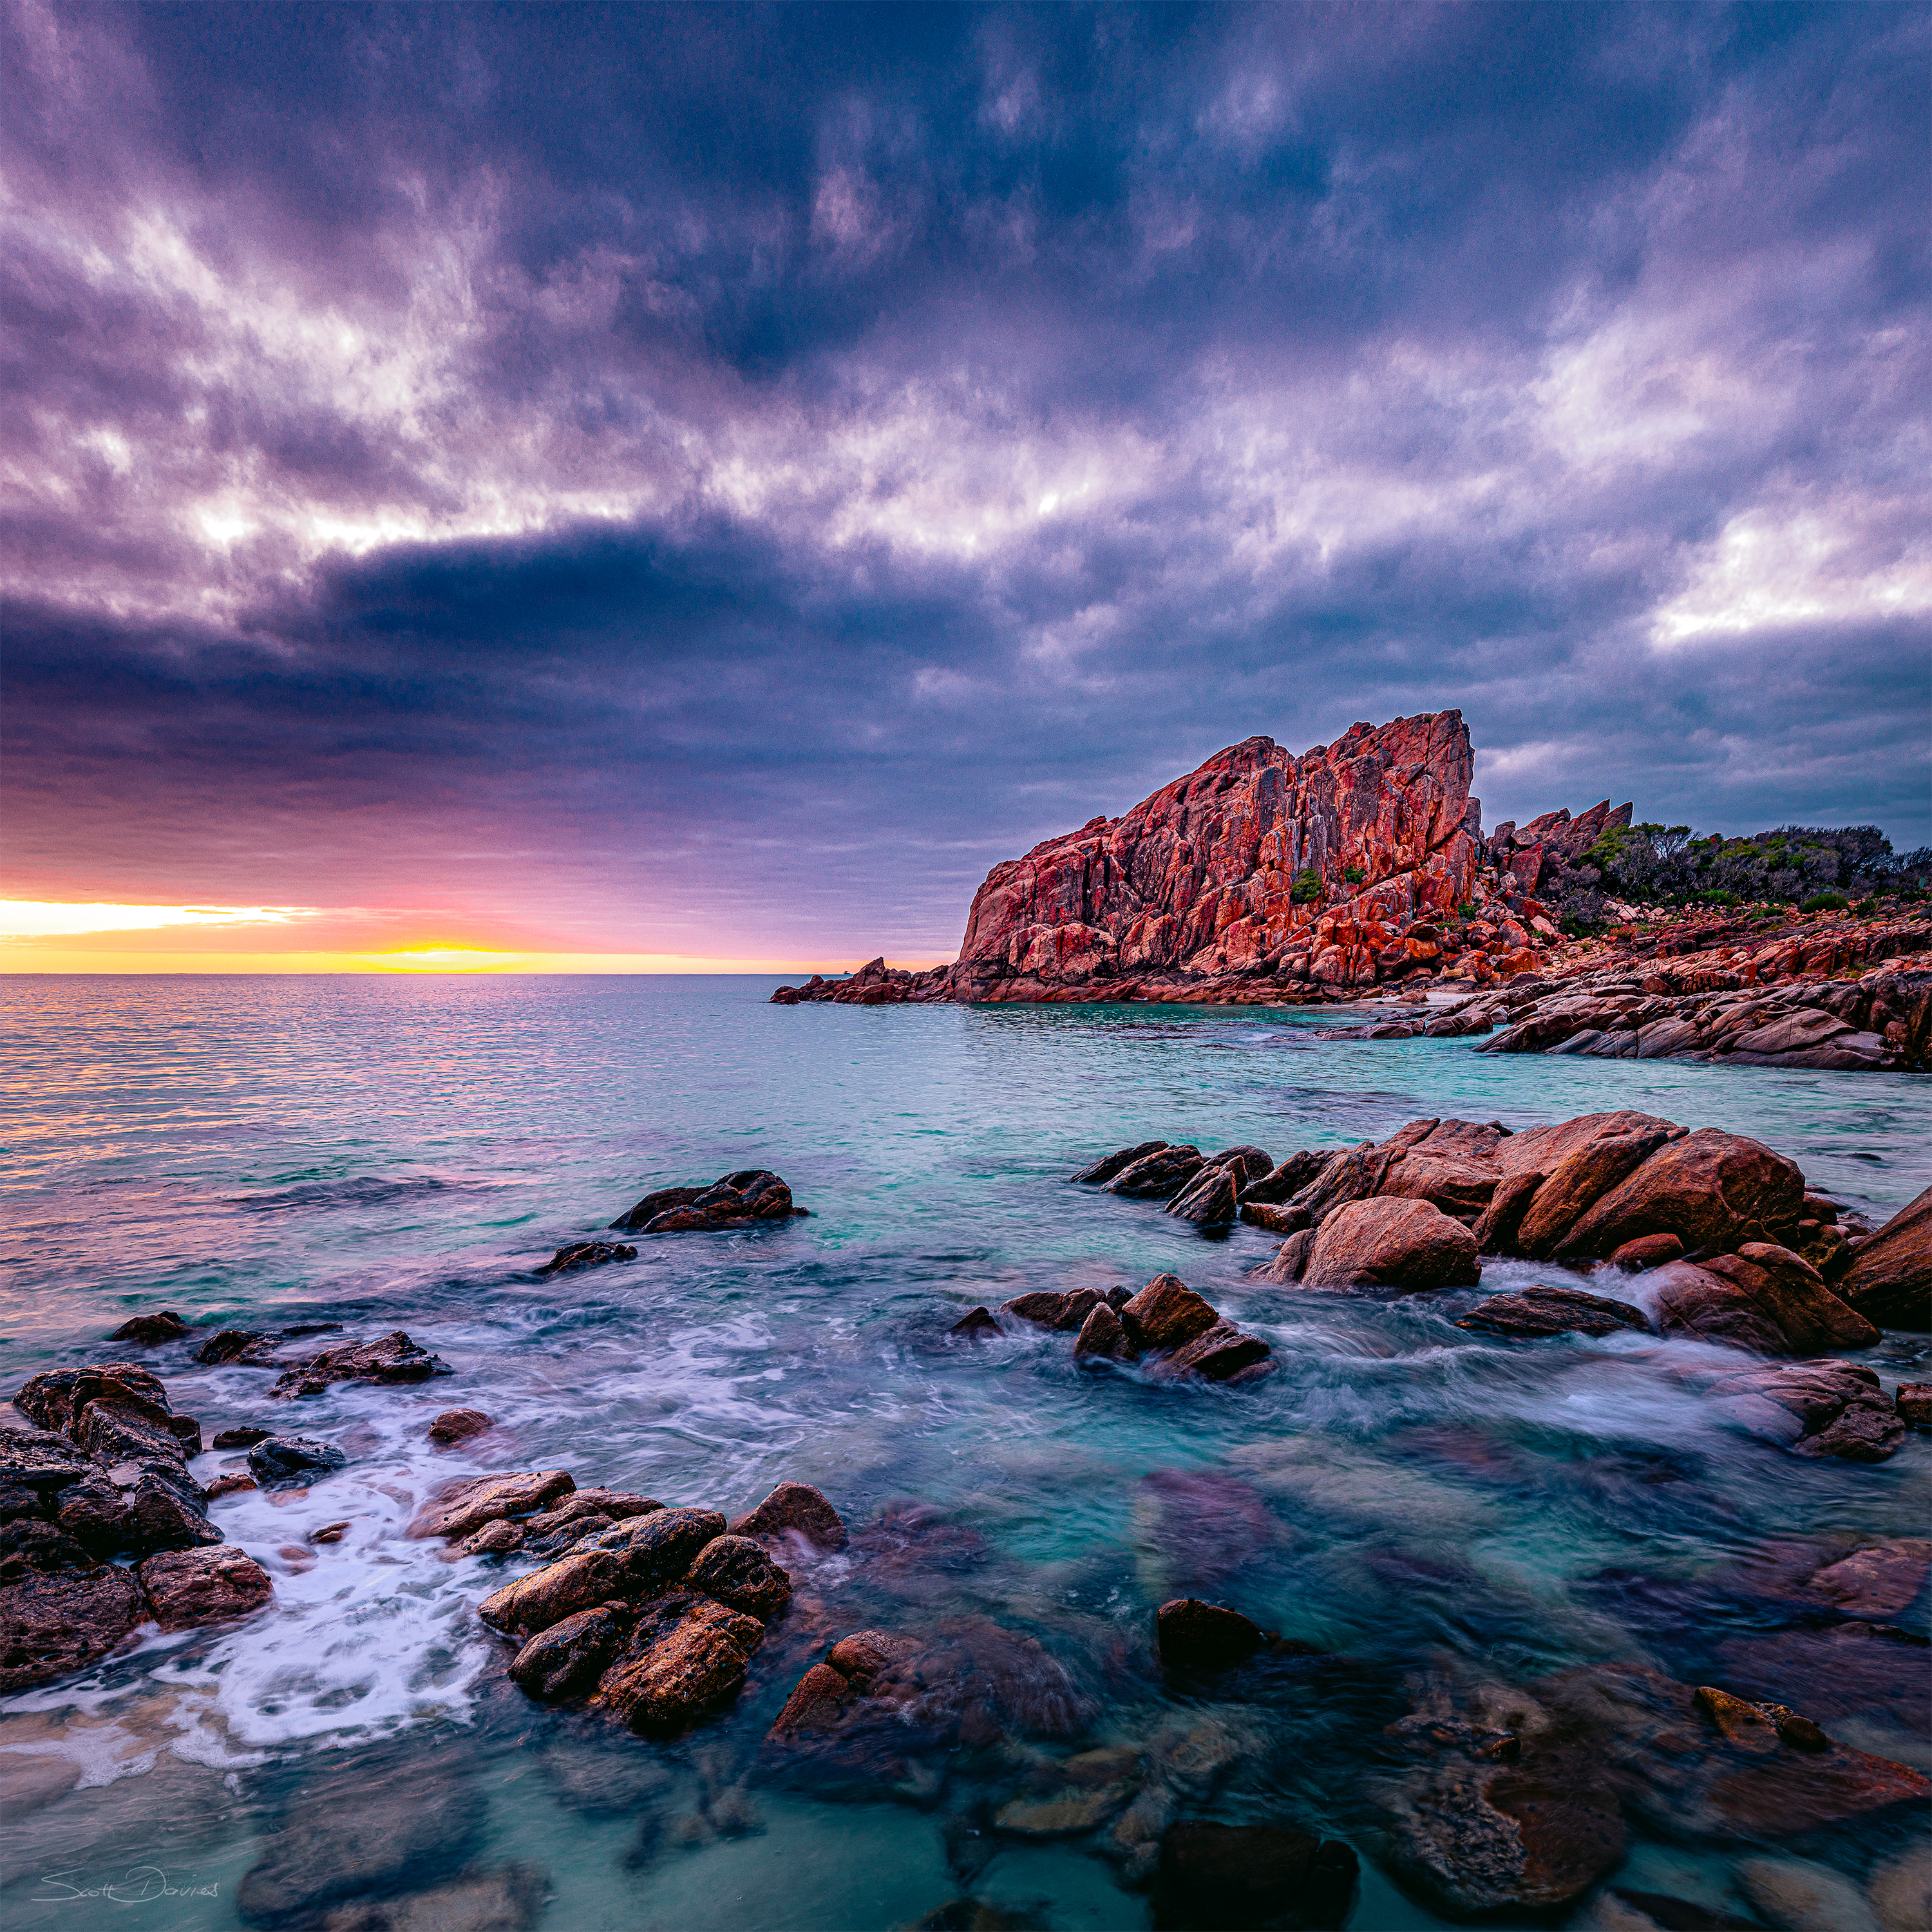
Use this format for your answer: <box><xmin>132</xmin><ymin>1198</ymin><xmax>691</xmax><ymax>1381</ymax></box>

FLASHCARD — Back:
<box><xmin>137</xmin><ymin>1545</ymin><xmax>274</xmax><ymax>1631</ymax></box>
<box><xmin>1120</xmin><ymin>1276</ymin><xmax>1220</xmax><ymax>1352</ymax></box>
<box><xmin>1493</xmin><ymin>1110</ymin><xmax>1676</xmax><ymax>1182</ymax></box>
<box><xmin>480</xmin><ymin>1550</ymin><xmax>632</xmax><ymax>1637</ymax></box>
<box><xmin>620</xmin><ymin>1169</ymin><xmax>799</xmax><ymax>1234</ymax></box>
<box><xmin>1837</xmin><ymin>1184</ymin><xmax>1931</xmax><ymax>1330</ymax></box>
<box><xmin>106</xmin><ymin>1311</ymin><xmax>191</xmax><ymax>1345</ymax></box>
<box><xmin>1156</xmin><ymin>1598</ymin><xmax>1265</xmax><ymax>1671</ymax></box>
<box><xmin>999</xmin><ymin>1287</ymin><xmax>1109</xmax><ymax>1332</ymax></box>
<box><xmin>462</xmin><ymin>1520</ymin><xmax>525</xmax><ymax>1556</ymax></box>
<box><xmin>0</xmin><ymin>1517</ymin><xmax>95</xmax><ymax>1585</ymax></box>
<box><xmin>1239</xmin><ymin>1149</ymin><xmax>1331</xmax><ymax>1205</ymax></box>
<box><xmin>1611</xmin><ymin>1233</ymin><xmax>1684</xmax><ymax>1271</ymax></box>
<box><xmin>573</xmin><ymin>1506</ymin><xmax>725</xmax><ymax>1587</ymax></box>
<box><xmin>212</xmin><ymin>1426</ymin><xmax>273</xmax><ymax>1448</ymax></box>
<box><xmin>536</xmin><ymin>1240</ymin><xmax>636</xmax><ymax>1276</ymax></box>
<box><xmin>508</xmin><ymin>1602</ymin><xmax>632</xmax><ymax>1700</ymax></box>
<box><xmin>1556</xmin><ymin>1129</ymin><xmax>1805</xmax><ymax>1261</ymax></box>
<box><xmin>767</xmin><ymin>1661</ymin><xmax>858</xmax><ymax>1738</ymax></box>
<box><xmin>1379</xmin><ymin>1153</ymin><xmax>1500</xmax><ymax>1221</ymax></box>
<box><xmin>1072</xmin><ymin>1302</ymin><xmax>1139</xmax><ymax>1364</ymax></box>
<box><xmin>1648</xmin><ymin>1262</ymin><xmax>1792</xmax><ymax>1356</ymax></box>
<box><xmin>409</xmin><ymin>1470</ymin><xmax>574</xmax><ymax>1540</ymax></box>
<box><xmin>1385</xmin><ymin>1755</ymin><xmax>1627</xmax><ymax>1915</ymax></box>
<box><xmin>1696</xmin><ymin>1359</ymin><xmax>1905</xmax><ymax>1461</ymax></box>
<box><xmin>1515</xmin><ymin>1126</ymin><xmax>1673</xmax><ymax>1258</ymax></box>
<box><xmin>247</xmin><ymin>1436</ymin><xmax>348</xmax><ymax>1488</ymax></box>
<box><xmin>1151</xmin><ymin>1823</ymin><xmax>1358</xmax><ymax>1932</ymax></box>
<box><xmin>1897</xmin><ymin>1382</ymin><xmax>1932</xmax><ymax>1426</ymax></box>
<box><xmin>1108</xmin><ymin>1146</ymin><xmax>1205</xmax><ymax>1199</ymax></box>
<box><xmin>1072</xmin><ymin>1141</ymin><xmax>1169</xmax><ymax>1184</ymax></box>
<box><xmin>270</xmin><ymin>1331</ymin><xmax>451</xmax><ymax>1398</ymax></box>
<box><xmin>317</xmin><ymin>1864</ymin><xmax>547</xmax><ymax>1932</ymax></box>
<box><xmin>0</xmin><ymin>1428</ymin><xmax>94</xmax><ymax>1493</ymax></box>
<box><xmin>12</xmin><ymin>1362</ymin><xmax>171</xmax><ymax>1437</ymax></box>
<box><xmin>592</xmin><ymin>1593</ymin><xmax>765</xmax><ymax>1733</ymax></box>
<box><xmin>1296</xmin><ymin>1197</ymin><xmax>1481</xmax><ymax>1292</ymax></box>
<box><xmin>1457</xmin><ymin>1286</ymin><xmax>1651</xmax><ymax>1340</ymax></box>
<box><xmin>426</xmin><ymin>1408</ymin><xmax>492</xmax><ymax>1445</ymax></box>
<box><xmin>1473</xmin><ymin>1170</ymin><xmax>1543</xmax><ymax>1253</ymax></box>
<box><xmin>1158</xmin><ymin>1321</ymin><xmax>1271</xmax><ymax>1382</ymax></box>
<box><xmin>730</xmin><ymin>1480</ymin><xmax>847</xmax><ymax>1551</ymax></box>
<box><xmin>0</xmin><ymin>1564</ymin><xmax>146</xmax><ymax>1691</ymax></box>
<box><xmin>685</xmin><ymin>1535</ymin><xmax>791</xmax><ymax>1620</ymax></box>
<box><xmin>1166</xmin><ymin>1163</ymin><xmax>1238</xmax><ymax>1228</ymax></box>
<box><xmin>1701</xmin><ymin>1245</ymin><xmax>1879</xmax><ymax>1353</ymax></box>
<box><xmin>194</xmin><ymin>1329</ymin><xmax>269</xmax><ymax>1364</ymax></box>
<box><xmin>948</xmin><ymin>1307</ymin><xmax>1001</xmax><ymax>1340</ymax></box>
<box><xmin>1239</xmin><ymin>1200</ymin><xmax>1308</xmax><ymax>1234</ymax></box>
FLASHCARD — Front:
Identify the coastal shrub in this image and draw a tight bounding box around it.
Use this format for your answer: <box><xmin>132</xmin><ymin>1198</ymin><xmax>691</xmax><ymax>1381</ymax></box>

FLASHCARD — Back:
<box><xmin>1558</xmin><ymin>913</ymin><xmax>1600</xmax><ymax>938</ymax></box>
<box><xmin>1457</xmin><ymin>901</ymin><xmax>1477</xmax><ymax>919</ymax></box>
<box><xmin>1342</xmin><ymin>865</ymin><xmax>1366</xmax><ymax>884</ymax></box>
<box><xmin>1553</xmin><ymin>822</ymin><xmax>1927</xmax><ymax>921</ymax></box>
<box><xmin>1289</xmin><ymin>869</ymin><xmax>1323</xmax><ymax>905</ymax></box>
<box><xmin>1799</xmin><ymin>891</ymin><xmax>1849</xmax><ymax>913</ymax></box>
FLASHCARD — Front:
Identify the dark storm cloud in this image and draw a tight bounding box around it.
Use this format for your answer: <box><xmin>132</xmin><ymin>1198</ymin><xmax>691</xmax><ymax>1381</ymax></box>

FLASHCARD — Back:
<box><xmin>3</xmin><ymin>1</ymin><xmax>1927</xmax><ymax>954</ymax></box>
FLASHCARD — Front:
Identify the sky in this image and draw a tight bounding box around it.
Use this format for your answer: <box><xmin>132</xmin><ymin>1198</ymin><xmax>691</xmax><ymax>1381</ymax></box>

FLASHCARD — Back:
<box><xmin>3</xmin><ymin>1</ymin><xmax>1927</xmax><ymax>972</ymax></box>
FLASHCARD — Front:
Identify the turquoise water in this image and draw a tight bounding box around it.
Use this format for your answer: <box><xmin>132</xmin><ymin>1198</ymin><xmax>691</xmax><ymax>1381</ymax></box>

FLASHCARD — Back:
<box><xmin>1</xmin><ymin>976</ymin><xmax>1927</xmax><ymax>1930</ymax></box>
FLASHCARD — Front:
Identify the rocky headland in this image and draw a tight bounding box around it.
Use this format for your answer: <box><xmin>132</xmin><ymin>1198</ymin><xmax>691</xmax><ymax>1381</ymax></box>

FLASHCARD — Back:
<box><xmin>771</xmin><ymin>709</ymin><xmax>1931</xmax><ymax>1070</ymax></box>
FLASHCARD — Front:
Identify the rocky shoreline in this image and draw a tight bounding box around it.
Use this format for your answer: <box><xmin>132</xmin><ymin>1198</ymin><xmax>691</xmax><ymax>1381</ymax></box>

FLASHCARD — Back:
<box><xmin>5</xmin><ymin>1101</ymin><xmax>1930</xmax><ymax>1931</ymax></box>
<box><xmin>768</xmin><ymin>709</ymin><xmax>1932</xmax><ymax>1073</ymax></box>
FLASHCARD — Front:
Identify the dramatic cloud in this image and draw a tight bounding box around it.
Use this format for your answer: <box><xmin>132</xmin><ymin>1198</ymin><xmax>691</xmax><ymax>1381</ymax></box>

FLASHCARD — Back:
<box><xmin>3</xmin><ymin>1</ymin><xmax>1927</xmax><ymax>961</ymax></box>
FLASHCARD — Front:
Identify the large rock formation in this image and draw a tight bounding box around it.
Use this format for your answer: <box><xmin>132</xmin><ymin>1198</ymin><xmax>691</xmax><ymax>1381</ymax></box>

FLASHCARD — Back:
<box><xmin>777</xmin><ymin>710</ymin><xmax>1493</xmax><ymax>1003</ymax></box>
<box><xmin>949</xmin><ymin>710</ymin><xmax>1481</xmax><ymax>999</ymax></box>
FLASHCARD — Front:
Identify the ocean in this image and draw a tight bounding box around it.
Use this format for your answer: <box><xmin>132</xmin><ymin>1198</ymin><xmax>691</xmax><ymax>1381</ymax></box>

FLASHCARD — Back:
<box><xmin>2</xmin><ymin>975</ymin><xmax>1927</xmax><ymax>1930</ymax></box>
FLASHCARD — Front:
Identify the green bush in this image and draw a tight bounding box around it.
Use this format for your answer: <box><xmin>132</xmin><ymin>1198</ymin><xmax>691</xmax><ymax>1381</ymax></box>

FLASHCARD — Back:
<box><xmin>1289</xmin><ymin>869</ymin><xmax>1324</xmax><ymax>905</ymax></box>
<box><xmin>1457</xmin><ymin>901</ymin><xmax>1478</xmax><ymax>920</ymax></box>
<box><xmin>1342</xmin><ymin>865</ymin><xmax>1366</xmax><ymax>884</ymax></box>
<box><xmin>1799</xmin><ymin>891</ymin><xmax>1848</xmax><ymax>913</ymax></box>
<box><xmin>1696</xmin><ymin>889</ymin><xmax>1739</xmax><ymax>906</ymax></box>
<box><xmin>1558</xmin><ymin>913</ymin><xmax>1599</xmax><ymax>939</ymax></box>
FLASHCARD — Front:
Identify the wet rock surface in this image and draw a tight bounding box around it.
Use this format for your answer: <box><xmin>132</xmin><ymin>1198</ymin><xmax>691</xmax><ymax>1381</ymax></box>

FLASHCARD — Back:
<box><xmin>1457</xmin><ymin>1284</ymin><xmax>1652</xmax><ymax>1339</ymax></box>
<box><xmin>269</xmin><ymin>1330</ymin><xmax>452</xmax><ymax>1398</ymax></box>
<box><xmin>609</xmin><ymin>1168</ymin><xmax>802</xmax><ymax>1233</ymax></box>
<box><xmin>138</xmin><ymin>1544</ymin><xmax>275</xmax><ymax>1630</ymax></box>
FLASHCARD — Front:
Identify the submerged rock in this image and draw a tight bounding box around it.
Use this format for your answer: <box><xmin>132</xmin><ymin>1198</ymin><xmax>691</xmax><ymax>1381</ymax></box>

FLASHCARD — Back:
<box><xmin>318</xmin><ymin>1864</ymin><xmax>548</xmax><ymax>1932</ymax></box>
<box><xmin>426</xmin><ymin>1408</ymin><xmax>493</xmax><ymax>1446</ymax></box>
<box><xmin>1151</xmin><ymin>1823</ymin><xmax>1358</xmax><ymax>1932</ymax></box>
<box><xmin>195</xmin><ymin>1329</ymin><xmax>270</xmax><ymax>1364</ymax></box>
<box><xmin>536</xmin><ymin>1240</ymin><xmax>636</xmax><ymax>1276</ymax></box>
<box><xmin>1155</xmin><ymin>1598</ymin><xmax>1265</xmax><ymax>1672</ymax></box>
<box><xmin>0</xmin><ymin>1564</ymin><xmax>146</xmax><ymax>1692</ymax></box>
<box><xmin>948</xmin><ymin>1307</ymin><xmax>1001</xmax><ymax>1340</ymax></box>
<box><xmin>212</xmin><ymin>1426</ymin><xmax>273</xmax><ymax>1448</ymax></box>
<box><xmin>106</xmin><ymin>1311</ymin><xmax>191</xmax><ymax>1345</ymax></box>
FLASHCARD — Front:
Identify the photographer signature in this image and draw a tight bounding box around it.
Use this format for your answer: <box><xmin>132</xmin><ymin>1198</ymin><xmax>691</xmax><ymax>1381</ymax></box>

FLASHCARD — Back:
<box><xmin>35</xmin><ymin>1867</ymin><xmax>219</xmax><ymax>1902</ymax></box>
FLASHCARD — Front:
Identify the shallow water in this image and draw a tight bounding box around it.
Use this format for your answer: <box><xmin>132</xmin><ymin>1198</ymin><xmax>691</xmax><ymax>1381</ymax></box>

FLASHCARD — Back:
<box><xmin>1</xmin><ymin>976</ymin><xmax>1928</xmax><ymax>1931</ymax></box>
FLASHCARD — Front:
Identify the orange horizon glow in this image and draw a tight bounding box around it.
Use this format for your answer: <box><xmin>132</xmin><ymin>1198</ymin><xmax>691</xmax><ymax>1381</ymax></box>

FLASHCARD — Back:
<box><xmin>0</xmin><ymin>900</ymin><xmax>949</xmax><ymax>975</ymax></box>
